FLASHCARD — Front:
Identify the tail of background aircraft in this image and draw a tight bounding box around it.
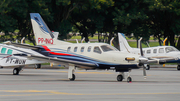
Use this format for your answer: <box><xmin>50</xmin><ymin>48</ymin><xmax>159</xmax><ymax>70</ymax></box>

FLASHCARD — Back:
<box><xmin>118</xmin><ymin>33</ymin><xmax>132</xmax><ymax>52</ymax></box>
<box><xmin>30</xmin><ymin>13</ymin><xmax>71</xmax><ymax>45</ymax></box>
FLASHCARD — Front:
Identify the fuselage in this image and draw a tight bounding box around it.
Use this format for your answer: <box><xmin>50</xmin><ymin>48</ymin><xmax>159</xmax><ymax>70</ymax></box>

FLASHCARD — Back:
<box><xmin>125</xmin><ymin>46</ymin><xmax>180</xmax><ymax>63</ymax></box>
<box><xmin>39</xmin><ymin>42</ymin><xmax>141</xmax><ymax>70</ymax></box>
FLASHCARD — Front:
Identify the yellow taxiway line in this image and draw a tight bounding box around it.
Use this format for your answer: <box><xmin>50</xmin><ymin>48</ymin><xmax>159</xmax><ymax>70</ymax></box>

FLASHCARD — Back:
<box><xmin>0</xmin><ymin>90</ymin><xmax>180</xmax><ymax>96</ymax></box>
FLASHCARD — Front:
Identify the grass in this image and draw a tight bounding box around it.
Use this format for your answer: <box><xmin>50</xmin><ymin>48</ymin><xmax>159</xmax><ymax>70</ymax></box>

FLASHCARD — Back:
<box><xmin>128</xmin><ymin>42</ymin><xmax>160</xmax><ymax>48</ymax></box>
<box><xmin>70</xmin><ymin>35</ymin><xmax>98</xmax><ymax>39</ymax></box>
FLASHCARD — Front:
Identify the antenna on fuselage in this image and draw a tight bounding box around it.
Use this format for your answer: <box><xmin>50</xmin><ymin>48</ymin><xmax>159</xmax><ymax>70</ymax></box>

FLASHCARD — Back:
<box><xmin>16</xmin><ymin>39</ymin><xmax>18</xmax><ymax>43</ymax></box>
<box><xmin>21</xmin><ymin>37</ymin><xmax>25</xmax><ymax>44</ymax></box>
<box><xmin>81</xmin><ymin>37</ymin><xmax>85</xmax><ymax>43</ymax></box>
<box><xmin>110</xmin><ymin>37</ymin><xmax>114</xmax><ymax>46</ymax></box>
<box><xmin>76</xmin><ymin>39</ymin><xmax>79</xmax><ymax>43</ymax></box>
<box><xmin>146</xmin><ymin>41</ymin><xmax>150</xmax><ymax>47</ymax></box>
<box><xmin>163</xmin><ymin>37</ymin><xmax>167</xmax><ymax>46</ymax></box>
<box><xmin>138</xmin><ymin>37</ymin><xmax>143</xmax><ymax>48</ymax></box>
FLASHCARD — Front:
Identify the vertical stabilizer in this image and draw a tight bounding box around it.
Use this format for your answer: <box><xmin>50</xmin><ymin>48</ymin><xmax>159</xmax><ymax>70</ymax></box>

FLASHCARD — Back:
<box><xmin>118</xmin><ymin>33</ymin><xmax>132</xmax><ymax>52</ymax></box>
<box><xmin>30</xmin><ymin>13</ymin><xmax>71</xmax><ymax>45</ymax></box>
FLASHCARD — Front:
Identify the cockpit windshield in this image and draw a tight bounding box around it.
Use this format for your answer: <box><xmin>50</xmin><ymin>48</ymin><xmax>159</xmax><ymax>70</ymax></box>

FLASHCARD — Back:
<box><xmin>165</xmin><ymin>47</ymin><xmax>179</xmax><ymax>53</ymax></box>
<box><xmin>100</xmin><ymin>45</ymin><xmax>117</xmax><ymax>52</ymax></box>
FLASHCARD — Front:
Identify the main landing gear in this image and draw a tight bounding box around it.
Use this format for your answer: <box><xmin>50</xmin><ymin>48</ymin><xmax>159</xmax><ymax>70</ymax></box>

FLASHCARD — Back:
<box><xmin>13</xmin><ymin>67</ymin><xmax>23</xmax><ymax>75</ymax></box>
<box><xmin>68</xmin><ymin>64</ymin><xmax>76</xmax><ymax>81</ymax></box>
<box><xmin>117</xmin><ymin>71</ymin><xmax>132</xmax><ymax>83</ymax></box>
<box><xmin>177</xmin><ymin>65</ymin><xmax>180</xmax><ymax>70</ymax></box>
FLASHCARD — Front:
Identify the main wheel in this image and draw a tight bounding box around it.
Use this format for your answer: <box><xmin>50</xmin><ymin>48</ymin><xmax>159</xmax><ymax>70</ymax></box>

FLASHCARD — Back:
<box><xmin>146</xmin><ymin>65</ymin><xmax>150</xmax><ymax>70</ymax></box>
<box><xmin>69</xmin><ymin>74</ymin><xmax>75</xmax><ymax>81</ymax></box>
<box><xmin>35</xmin><ymin>64</ymin><xmax>41</xmax><ymax>69</ymax></box>
<box><xmin>127</xmin><ymin>77</ymin><xmax>132</xmax><ymax>83</ymax></box>
<box><xmin>177</xmin><ymin>65</ymin><xmax>180</xmax><ymax>70</ymax></box>
<box><xmin>117</xmin><ymin>75</ymin><xmax>123</xmax><ymax>81</ymax></box>
<box><xmin>13</xmin><ymin>68</ymin><xmax>19</xmax><ymax>75</ymax></box>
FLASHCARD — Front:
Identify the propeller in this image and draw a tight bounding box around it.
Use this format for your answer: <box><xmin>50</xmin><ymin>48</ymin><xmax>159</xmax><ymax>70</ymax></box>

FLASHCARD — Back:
<box><xmin>138</xmin><ymin>37</ymin><xmax>147</xmax><ymax>79</ymax></box>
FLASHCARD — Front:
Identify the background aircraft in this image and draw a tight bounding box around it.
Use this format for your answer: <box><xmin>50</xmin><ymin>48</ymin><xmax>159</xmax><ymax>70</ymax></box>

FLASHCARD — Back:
<box><xmin>118</xmin><ymin>33</ymin><xmax>180</xmax><ymax>70</ymax></box>
<box><xmin>0</xmin><ymin>43</ymin><xmax>45</xmax><ymax>75</ymax></box>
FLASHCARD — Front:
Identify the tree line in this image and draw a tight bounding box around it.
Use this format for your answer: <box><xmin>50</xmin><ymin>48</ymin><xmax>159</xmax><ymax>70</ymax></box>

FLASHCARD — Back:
<box><xmin>0</xmin><ymin>0</ymin><xmax>180</xmax><ymax>49</ymax></box>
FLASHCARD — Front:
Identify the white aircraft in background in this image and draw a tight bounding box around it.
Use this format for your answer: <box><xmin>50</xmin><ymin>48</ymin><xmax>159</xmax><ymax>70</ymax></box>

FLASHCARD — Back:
<box><xmin>118</xmin><ymin>33</ymin><xmax>180</xmax><ymax>70</ymax></box>
<box><xmin>0</xmin><ymin>43</ymin><xmax>45</xmax><ymax>75</ymax></box>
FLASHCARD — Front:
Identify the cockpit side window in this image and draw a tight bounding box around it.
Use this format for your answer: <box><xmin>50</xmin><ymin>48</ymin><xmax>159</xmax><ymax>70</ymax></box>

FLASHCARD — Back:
<box><xmin>93</xmin><ymin>46</ymin><xmax>101</xmax><ymax>54</ymax></box>
<box><xmin>87</xmin><ymin>46</ymin><xmax>91</xmax><ymax>52</ymax></box>
<box><xmin>74</xmin><ymin>47</ymin><xmax>78</xmax><ymax>52</ymax></box>
<box><xmin>1</xmin><ymin>48</ymin><xmax>6</xmax><ymax>54</ymax></box>
<box><xmin>159</xmin><ymin>48</ymin><xmax>164</xmax><ymax>53</ymax></box>
<box><xmin>100</xmin><ymin>45</ymin><xmax>116</xmax><ymax>52</ymax></box>
<box><xmin>165</xmin><ymin>47</ymin><xmax>179</xmax><ymax>53</ymax></box>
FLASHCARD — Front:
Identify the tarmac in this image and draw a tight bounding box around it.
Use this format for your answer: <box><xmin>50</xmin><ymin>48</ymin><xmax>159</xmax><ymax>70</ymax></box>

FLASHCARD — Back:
<box><xmin>0</xmin><ymin>67</ymin><xmax>180</xmax><ymax>101</ymax></box>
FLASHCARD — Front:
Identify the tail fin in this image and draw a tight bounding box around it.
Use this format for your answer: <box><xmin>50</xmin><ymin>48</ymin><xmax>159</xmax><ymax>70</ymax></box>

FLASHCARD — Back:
<box><xmin>118</xmin><ymin>33</ymin><xmax>132</xmax><ymax>52</ymax></box>
<box><xmin>30</xmin><ymin>13</ymin><xmax>71</xmax><ymax>45</ymax></box>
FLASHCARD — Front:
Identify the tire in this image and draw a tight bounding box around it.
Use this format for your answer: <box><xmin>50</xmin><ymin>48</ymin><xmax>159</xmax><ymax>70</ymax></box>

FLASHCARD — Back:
<box><xmin>127</xmin><ymin>77</ymin><xmax>132</xmax><ymax>83</ymax></box>
<box><xmin>13</xmin><ymin>68</ymin><xmax>19</xmax><ymax>75</ymax></box>
<box><xmin>35</xmin><ymin>64</ymin><xmax>41</xmax><ymax>69</ymax></box>
<box><xmin>177</xmin><ymin>65</ymin><xmax>180</xmax><ymax>70</ymax></box>
<box><xmin>69</xmin><ymin>74</ymin><xmax>75</xmax><ymax>81</ymax></box>
<box><xmin>146</xmin><ymin>65</ymin><xmax>150</xmax><ymax>70</ymax></box>
<box><xmin>117</xmin><ymin>75</ymin><xmax>123</xmax><ymax>81</ymax></box>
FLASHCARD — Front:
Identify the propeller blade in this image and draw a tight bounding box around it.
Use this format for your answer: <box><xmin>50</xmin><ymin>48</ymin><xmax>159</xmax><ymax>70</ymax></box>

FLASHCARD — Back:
<box><xmin>138</xmin><ymin>37</ymin><xmax>143</xmax><ymax>56</ymax></box>
<box><xmin>143</xmin><ymin>65</ymin><xmax>147</xmax><ymax>79</ymax></box>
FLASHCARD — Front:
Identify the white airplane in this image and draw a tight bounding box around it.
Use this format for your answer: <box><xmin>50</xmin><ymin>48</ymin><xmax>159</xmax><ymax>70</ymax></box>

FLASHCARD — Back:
<box><xmin>6</xmin><ymin>13</ymin><xmax>166</xmax><ymax>82</ymax></box>
<box><xmin>118</xmin><ymin>33</ymin><xmax>180</xmax><ymax>70</ymax></box>
<box><xmin>0</xmin><ymin>43</ymin><xmax>46</xmax><ymax>75</ymax></box>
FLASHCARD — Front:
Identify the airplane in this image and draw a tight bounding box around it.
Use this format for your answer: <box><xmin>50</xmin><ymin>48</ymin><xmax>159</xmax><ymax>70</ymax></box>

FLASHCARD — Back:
<box><xmin>118</xmin><ymin>33</ymin><xmax>180</xmax><ymax>70</ymax></box>
<box><xmin>0</xmin><ymin>43</ymin><xmax>46</xmax><ymax>75</ymax></box>
<box><xmin>6</xmin><ymin>13</ymin><xmax>168</xmax><ymax>82</ymax></box>
<box><xmin>27</xmin><ymin>13</ymin><xmax>159</xmax><ymax>82</ymax></box>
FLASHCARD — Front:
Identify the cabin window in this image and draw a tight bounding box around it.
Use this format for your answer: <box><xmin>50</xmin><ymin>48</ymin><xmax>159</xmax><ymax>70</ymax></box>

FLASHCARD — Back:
<box><xmin>93</xmin><ymin>46</ymin><xmax>101</xmax><ymax>54</ymax></box>
<box><xmin>1</xmin><ymin>48</ymin><xmax>6</xmax><ymax>54</ymax></box>
<box><xmin>87</xmin><ymin>46</ymin><xmax>91</xmax><ymax>52</ymax></box>
<box><xmin>74</xmin><ymin>47</ymin><xmax>78</xmax><ymax>52</ymax></box>
<box><xmin>153</xmin><ymin>49</ymin><xmax>157</xmax><ymax>53</ymax></box>
<box><xmin>143</xmin><ymin>50</ymin><xmax>145</xmax><ymax>54</ymax></box>
<box><xmin>101</xmin><ymin>45</ymin><xmax>116</xmax><ymax>52</ymax></box>
<box><xmin>7</xmin><ymin>49</ymin><xmax>13</xmax><ymax>54</ymax></box>
<box><xmin>159</xmin><ymin>48</ymin><xmax>164</xmax><ymax>53</ymax></box>
<box><xmin>147</xmin><ymin>50</ymin><xmax>151</xmax><ymax>54</ymax></box>
<box><xmin>67</xmin><ymin>47</ymin><xmax>71</xmax><ymax>52</ymax></box>
<box><xmin>81</xmin><ymin>47</ymin><xmax>85</xmax><ymax>52</ymax></box>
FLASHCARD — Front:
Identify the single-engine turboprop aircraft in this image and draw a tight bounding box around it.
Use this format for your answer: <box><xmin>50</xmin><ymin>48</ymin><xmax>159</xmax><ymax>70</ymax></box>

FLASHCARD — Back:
<box><xmin>7</xmin><ymin>13</ymin><xmax>163</xmax><ymax>82</ymax></box>
<box><xmin>0</xmin><ymin>43</ymin><xmax>46</xmax><ymax>75</ymax></box>
<box><xmin>118</xmin><ymin>33</ymin><xmax>180</xmax><ymax>70</ymax></box>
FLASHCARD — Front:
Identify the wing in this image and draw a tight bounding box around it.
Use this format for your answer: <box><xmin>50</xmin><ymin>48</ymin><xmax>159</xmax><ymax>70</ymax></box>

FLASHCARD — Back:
<box><xmin>3</xmin><ymin>41</ymin><xmax>39</xmax><ymax>50</ymax></box>
<box><xmin>147</xmin><ymin>57</ymin><xmax>179</xmax><ymax>64</ymax></box>
<box><xmin>13</xmin><ymin>54</ymin><xmax>97</xmax><ymax>68</ymax></box>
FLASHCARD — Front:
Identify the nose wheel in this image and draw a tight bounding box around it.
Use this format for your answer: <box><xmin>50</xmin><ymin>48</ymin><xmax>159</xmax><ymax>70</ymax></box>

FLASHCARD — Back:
<box><xmin>127</xmin><ymin>77</ymin><xmax>132</xmax><ymax>83</ymax></box>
